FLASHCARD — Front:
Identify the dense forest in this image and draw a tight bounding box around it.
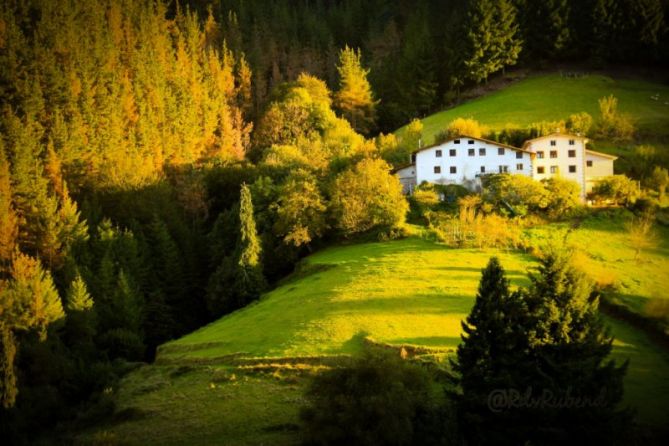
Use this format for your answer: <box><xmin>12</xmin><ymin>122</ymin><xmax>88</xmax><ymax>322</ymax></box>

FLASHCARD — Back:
<box><xmin>190</xmin><ymin>0</ymin><xmax>668</xmax><ymax>131</ymax></box>
<box><xmin>0</xmin><ymin>0</ymin><xmax>666</xmax><ymax>442</ymax></box>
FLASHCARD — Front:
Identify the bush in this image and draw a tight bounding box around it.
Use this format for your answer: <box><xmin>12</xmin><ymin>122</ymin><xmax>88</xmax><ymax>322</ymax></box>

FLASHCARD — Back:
<box><xmin>566</xmin><ymin>112</ymin><xmax>593</xmax><ymax>136</ymax></box>
<box><xmin>596</xmin><ymin>95</ymin><xmax>635</xmax><ymax>141</ymax></box>
<box><xmin>300</xmin><ymin>347</ymin><xmax>455</xmax><ymax>445</ymax></box>
<box><xmin>434</xmin><ymin>118</ymin><xmax>486</xmax><ymax>144</ymax></box>
<box><xmin>330</xmin><ymin>158</ymin><xmax>409</xmax><ymax>236</ymax></box>
<box><xmin>591</xmin><ymin>175</ymin><xmax>639</xmax><ymax>206</ymax></box>
<box><xmin>482</xmin><ymin>174</ymin><xmax>549</xmax><ymax>215</ymax></box>
<box><xmin>542</xmin><ymin>177</ymin><xmax>582</xmax><ymax>219</ymax></box>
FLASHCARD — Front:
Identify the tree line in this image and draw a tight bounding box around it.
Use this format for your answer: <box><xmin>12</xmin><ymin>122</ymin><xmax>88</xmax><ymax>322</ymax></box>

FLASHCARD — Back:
<box><xmin>189</xmin><ymin>0</ymin><xmax>667</xmax><ymax>131</ymax></box>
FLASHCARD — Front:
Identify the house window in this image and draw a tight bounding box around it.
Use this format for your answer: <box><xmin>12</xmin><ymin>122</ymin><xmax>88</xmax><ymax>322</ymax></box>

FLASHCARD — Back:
<box><xmin>550</xmin><ymin>140</ymin><xmax>556</xmax><ymax>146</ymax></box>
<box><xmin>569</xmin><ymin>165</ymin><xmax>577</xmax><ymax>173</ymax></box>
<box><xmin>569</xmin><ymin>139</ymin><xmax>575</xmax><ymax>145</ymax></box>
<box><xmin>498</xmin><ymin>147</ymin><xmax>505</xmax><ymax>155</ymax></box>
<box><xmin>586</xmin><ymin>160</ymin><xmax>593</xmax><ymax>167</ymax></box>
<box><xmin>450</xmin><ymin>166</ymin><xmax>457</xmax><ymax>174</ymax></box>
<box><xmin>468</xmin><ymin>140</ymin><xmax>474</xmax><ymax>144</ymax></box>
<box><xmin>480</xmin><ymin>166</ymin><xmax>486</xmax><ymax>173</ymax></box>
<box><xmin>434</xmin><ymin>166</ymin><xmax>441</xmax><ymax>174</ymax></box>
<box><xmin>479</xmin><ymin>148</ymin><xmax>486</xmax><ymax>156</ymax></box>
<box><xmin>550</xmin><ymin>166</ymin><xmax>558</xmax><ymax>174</ymax></box>
<box><xmin>449</xmin><ymin>149</ymin><xmax>456</xmax><ymax>157</ymax></box>
<box><xmin>568</xmin><ymin>150</ymin><xmax>576</xmax><ymax>158</ymax></box>
<box><xmin>499</xmin><ymin>165</ymin><xmax>508</xmax><ymax>173</ymax></box>
<box><xmin>550</xmin><ymin>150</ymin><xmax>558</xmax><ymax>158</ymax></box>
<box><xmin>537</xmin><ymin>151</ymin><xmax>544</xmax><ymax>159</ymax></box>
<box><xmin>435</xmin><ymin>149</ymin><xmax>442</xmax><ymax>157</ymax></box>
<box><xmin>454</xmin><ymin>139</ymin><xmax>460</xmax><ymax>144</ymax></box>
<box><xmin>516</xmin><ymin>163</ymin><xmax>523</xmax><ymax>171</ymax></box>
<box><xmin>468</xmin><ymin>148</ymin><xmax>475</xmax><ymax>156</ymax></box>
<box><xmin>537</xmin><ymin>166</ymin><xmax>545</xmax><ymax>174</ymax></box>
<box><xmin>516</xmin><ymin>151</ymin><xmax>523</xmax><ymax>159</ymax></box>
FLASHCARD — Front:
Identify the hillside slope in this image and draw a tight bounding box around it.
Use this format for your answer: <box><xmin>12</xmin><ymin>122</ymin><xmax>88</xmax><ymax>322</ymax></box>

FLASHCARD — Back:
<box><xmin>396</xmin><ymin>73</ymin><xmax>669</xmax><ymax>146</ymax></box>
<box><xmin>81</xmin><ymin>233</ymin><xmax>669</xmax><ymax>445</ymax></box>
<box><xmin>158</xmin><ymin>238</ymin><xmax>534</xmax><ymax>361</ymax></box>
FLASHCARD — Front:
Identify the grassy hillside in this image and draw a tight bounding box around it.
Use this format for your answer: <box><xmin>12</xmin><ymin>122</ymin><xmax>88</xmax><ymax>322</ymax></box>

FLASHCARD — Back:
<box><xmin>525</xmin><ymin>211</ymin><xmax>669</xmax><ymax>314</ymax></box>
<box><xmin>396</xmin><ymin>73</ymin><xmax>669</xmax><ymax>146</ymax></box>
<box><xmin>81</xmin><ymin>230</ymin><xmax>669</xmax><ymax>445</ymax></box>
<box><xmin>158</xmin><ymin>238</ymin><xmax>533</xmax><ymax>361</ymax></box>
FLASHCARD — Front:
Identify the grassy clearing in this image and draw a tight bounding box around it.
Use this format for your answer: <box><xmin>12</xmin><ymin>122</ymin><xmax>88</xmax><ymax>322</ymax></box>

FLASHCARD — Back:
<box><xmin>524</xmin><ymin>210</ymin><xmax>669</xmax><ymax>315</ymax></box>
<box><xmin>159</xmin><ymin>238</ymin><xmax>534</xmax><ymax>361</ymax></box>
<box><xmin>82</xmin><ymin>228</ymin><xmax>669</xmax><ymax>444</ymax></box>
<box><xmin>396</xmin><ymin>73</ymin><xmax>669</xmax><ymax>146</ymax></box>
<box><xmin>79</xmin><ymin>365</ymin><xmax>304</xmax><ymax>446</ymax></box>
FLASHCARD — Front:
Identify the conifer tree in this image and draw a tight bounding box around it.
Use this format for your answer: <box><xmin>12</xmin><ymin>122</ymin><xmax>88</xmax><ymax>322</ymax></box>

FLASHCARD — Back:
<box><xmin>66</xmin><ymin>273</ymin><xmax>93</xmax><ymax>313</ymax></box>
<box><xmin>0</xmin><ymin>144</ymin><xmax>17</xmax><ymax>266</ymax></box>
<box><xmin>0</xmin><ymin>324</ymin><xmax>17</xmax><ymax>409</ymax></box>
<box><xmin>453</xmin><ymin>257</ymin><xmax>530</xmax><ymax>443</ymax></box>
<box><xmin>521</xmin><ymin>250</ymin><xmax>630</xmax><ymax>443</ymax></box>
<box><xmin>461</xmin><ymin>0</ymin><xmax>497</xmax><ymax>84</ymax></box>
<box><xmin>334</xmin><ymin>46</ymin><xmax>377</xmax><ymax>135</ymax></box>
<box><xmin>63</xmin><ymin>273</ymin><xmax>96</xmax><ymax>352</ymax></box>
<box><xmin>493</xmin><ymin>0</ymin><xmax>522</xmax><ymax>72</ymax></box>
<box><xmin>233</xmin><ymin>183</ymin><xmax>265</xmax><ymax>307</ymax></box>
<box><xmin>206</xmin><ymin>184</ymin><xmax>265</xmax><ymax>317</ymax></box>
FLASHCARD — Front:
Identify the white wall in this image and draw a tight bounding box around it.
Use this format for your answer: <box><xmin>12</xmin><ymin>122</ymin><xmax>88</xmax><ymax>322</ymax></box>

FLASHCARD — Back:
<box><xmin>584</xmin><ymin>151</ymin><xmax>616</xmax><ymax>194</ymax></box>
<box><xmin>524</xmin><ymin>135</ymin><xmax>586</xmax><ymax>198</ymax></box>
<box><xmin>395</xmin><ymin>165</ymin><xmax>417</xmax><ymax>194</ymax></box>
<box><xmin>415</xmin><ymin>138</ymin><xmax>532</xmax><ymax>189</ymax></box>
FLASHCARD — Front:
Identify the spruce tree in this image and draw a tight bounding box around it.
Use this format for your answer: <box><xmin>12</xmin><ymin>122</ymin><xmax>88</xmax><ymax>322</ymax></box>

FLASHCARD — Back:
<box><xmin>453</xmin><ymin>257</ymin><xmax>530</xmax><ymax>444</ymax></box>
<box><xmin>0</xmin><ymin>144</ymin><xmax>17</xmax><ymax>267</ymax></box>
<box><xmin>522</xmin><ymin>250</ymin><xmax>630</xmax><ymax>443</ymax></box>
<box><xmin>206</xmin><ymin>184</ymin><xmax>265</xmax><ymax>317</ymax></box>
<box><xmin>0</xmin><ymin>324</ymin><xmax>17</xmax><ymax>409</ymax></box>
<box><xmin>334</xmin><ymin>46</ymin><xmax>377</xmax><ymax>135</ymax></box>
<box><xmin>461</xmin><ymin>0</ymin><xmax>497</xmax><ymax>84</ymax></box>
<box><xmin>232</xmin><ymin>184</ymin><xmax>265</xmax><ymax>309</ymax></box>
<box><xmin>493</xmin><ymin>0</ymin><xmax>523</xmax><ymax>73</ymax></box>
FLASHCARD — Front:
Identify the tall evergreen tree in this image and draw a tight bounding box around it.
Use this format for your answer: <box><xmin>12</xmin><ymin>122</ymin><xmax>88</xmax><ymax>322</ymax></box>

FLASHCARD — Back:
<box><xmin>232</xmin><ymin>183</ymin><xmax>265</xmax><ymax>307</ymax></box>
<box><xmin>206</xmin><ymin>184</ymin><xmax>265</xmax><ymax>317</ymax></box>
<box><xmin>517</xmin><ymin>0</ymin><xmax>571</xmax><ymax>60</ymax></box>
<box><xmin>493</xmin><ymin>0</ymin><xmax>523</xmax><ymax>72</ymax></box>
<box><xmin>0</xmin><ymin>144</ymin><xmax>18</xmax><ymax>267</ymax></box>
<box><xmin>460</xmin><ymin>0</ymin><xmax>497</xmax><ymax>84</ymax></box>
<box><xmin>334</xmin><ymin>46</ymin><xmax>377</xmax><ymax>135</ymax></box>
<box><xmin>0</xmin><ymin>324</ymin><xmax>17</xmax><ymax>409</ymax></box>
<box><xmin>454</xmin><ymin>252</ymin><xmax>630</xmax><ymax>444</ymax></box>
<box><xmin>453</xmin><ymin>257</ymin><xmax>530</xmax><ymax>444</ymax></box>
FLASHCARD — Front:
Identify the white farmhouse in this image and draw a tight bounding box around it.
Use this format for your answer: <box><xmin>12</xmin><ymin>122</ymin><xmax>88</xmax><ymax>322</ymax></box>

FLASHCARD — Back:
<box><xmin>400</xmin><ymin>136</ymin><xmax>533</xmax><ymax>192</ymax></box>
<box><xmin>396</xmin><ymin>133</ymin><xmax>616</xmax><ymax>200</ymax></box>
<box><xmin>522</xmin><ymin>133</ymin><xmax>617</xmax><ymax>198</ymax></box>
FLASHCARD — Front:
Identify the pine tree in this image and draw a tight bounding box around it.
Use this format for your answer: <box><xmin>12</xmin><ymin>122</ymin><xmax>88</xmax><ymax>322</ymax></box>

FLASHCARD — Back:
<box><xmin>66</xmin><ymin>273</ymin><xmax>93</xmax><ymax>312</ymax></box>
<box><xmin>493</xmin><ymin>0</ymin><xmax>523</xmax><ymax>73</ymax></box>
<box><xmin>519</xmin><ymin>0</ymin><xmax>571</xmax><ymax>60</ymax></box>
<box><xmin>206</xmin><ymin>184</ymin><xmax>265</xmax><ymax>317</ymax></box>
<box><xmin>334</xmin><ymin>46</ymin><xmax>377</xmax><ymax>135</ymax></box>
<box><xmin>0</xmin><ymin>324</ymin><xmax>17</xmax><ymax>409</ymax></box>
<box><xmin>453</xmin><ymin>257</ymin><xmax>530</xmax><ymax>444</ymax></box>
<box><xmin>233</xmin><ymin>183</ymin><xmax>265</xmax><ymax>307</ymax></box>
<box><xmin>0</xmin><ymin>144</ymin><xmax>17</xmax><ymax>267</ymax></box>
<box><xmin>521</xmin><ymin>250</ymin><xmax>630</xmax><ymax>443</ymax></box>
<box><xmin>461</xmin><ymin>0</ymin><xmax>497</xmax><ymax>84</ymax></box>
<box><xmin>63</xmin><ymin>273</ymin><xmax>96</xmax><ymax>351</ymax></box>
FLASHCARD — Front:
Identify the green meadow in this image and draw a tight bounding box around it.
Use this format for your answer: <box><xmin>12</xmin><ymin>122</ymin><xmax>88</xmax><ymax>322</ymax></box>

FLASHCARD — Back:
<box><xmin>82</xmin><ymin>220</ymin><xmax>669</xmax><ymax>445</ymax></box>
<box><xmin>396</xmin><ymin>73</ymin><xmax>669</xmax><ymax>146</ymax></box>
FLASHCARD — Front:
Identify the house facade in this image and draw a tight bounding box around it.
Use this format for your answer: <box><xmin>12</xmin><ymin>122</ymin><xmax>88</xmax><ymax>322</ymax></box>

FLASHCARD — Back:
<box><xmin>412</xmin><ymin>137</ymin><xmax>533</xmax><ymax>190</ymax></box>
<box><xmin>398</xmin><ymin>133</ymin><xmax>616</xmax><ymax>200</ymax></box>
